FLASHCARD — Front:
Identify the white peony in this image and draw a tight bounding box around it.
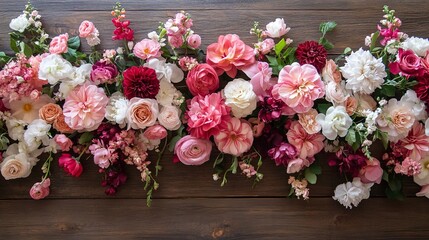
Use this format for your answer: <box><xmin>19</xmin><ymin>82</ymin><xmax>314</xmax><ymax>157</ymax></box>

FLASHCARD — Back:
<box><xmin>38</xmin><ymin>54</ymin><xmax>74</xmax><ymax>85</ymax></box>
<box><xmin>158</xmin><ymin>105</ymin><xmax>181</xmax><ymax>131</ymax></box>
<box><xmin>332</xmin><ymin>178</ymin><xmax>373</xmax><ymax>209</ymax></box>
<box><xmin>9</xmin><ymin>14</ymin><xmax>30</xmax><ymax>33</ymax></box>
<box><xmin>426</xmin><ymin>118</ymin><xmax>429</xmax><ymax>136</ymax></box>
<box><xmin>144</xmin><ymin>58</ymin><xmax>184</xmax><ymax>83</ymax></box>
<box><xmin>265</xmin><ymin>18</ymin><xmax>290</xmax><ymax>38</ymax></box>
<box><xmin>340</xmin><ymin>48</ymin><xmax>387</xmax><ymax>94</ymax></box>
<box><xmin>23</xmin><ymin>119</ymin><xmax>51</xmax><ymax>152</ymax></box>
<box><xmin>68</xmin><ymin>64</ymin><xmax>92</xmax><ymax>86</ymax></box>
<box><xmin>156</xmin><ymin>79</ymin><xmax>179</xmax><ymax>107</ymax></box>
<box><xmin>223</xmin><ymin>78</ymin><xmax>257</xmax><ymax>118</ymax></box>
<box><xmin>400</xmin><ymin>90</ymin><xmax>427</xmax><ymax>121</ymax></box>
<box><xmin>6</xmin><ymin>118</ymin><xmax>26</xmax><ymax>141</ymax></box>
<box><xmin>401</xmin><ymin>36</ymin><xmax>429</xmax><ymax>57</ymax></box>
<box><xmin>105</xmin><ymin>92</ymin><xmax>129</xmax><ymax>127</ymax></box>
<box><xmin>316</xmin><ymin>106</ymin><xmax>353</xmax><ymax>140</ymax></box>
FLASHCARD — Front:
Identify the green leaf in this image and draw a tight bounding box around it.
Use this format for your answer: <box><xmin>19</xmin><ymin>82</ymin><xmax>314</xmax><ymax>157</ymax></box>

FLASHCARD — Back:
<box><xmin>319</xmin><ymin>21</ymin><xmax>337</xmax><ymax>36</ymax></box>
<box><xmin>231</xmin><ymin>156</ymin><xmax>238</xmax><ymax>174</ymax></box>
<box><xmin>388</xmin><ymin>178</ymin><xmax>402</xmax><ymax>192</ymax></box>
<box><xmin>317</xmin><ymin>103</ymin><xmax>331</xmax><ymax>115</ymax></box>
<box><xmin>20</xmin><ymin>42</ymin><xmax>33</xmax><ymax>57</ymax></box>
<box><xmin>78</xmin><ymin>132</ymin><xmax>94</xmax><ymax>145</ymax></box>
<box><xmin>282</xmin><ymin>47</ymin><xmax>296</xmax><ymax>65</ymax></box>
<box><xmin>67</xmin><ymin>36</ymin><xmax>81</xmax><ymax>50</ymax></box>
<box><xmin>319</xmin><ymin>37</ymin><xmax>334</xmax><ymax>50</ymax></box>
<box><xmin>370</xmin><ymin>31</ymin><xmax>380</xmax><ymax>52</ymax></box>
<box><xmin>0</xmin><ymin>135</ymin><xmax>9</xmax><ymax>151</ymax></box>
<box><xmin>385</xmin><ymin>187</ymin><xmax>405</xmax><ymax>201</ymax></box>
<box><xmin>343</xmin><ymin>47</ymin><xmax>352</xmax><ymax>54</ymax></box>
<box><xmin>275</xmin><ymin>38</ymin><xmax>286</xmax><ymax>56</ymax></box>
<box><xmin>305</xmin><ymin>168</ymin><xmax>317</xmax><ymax>184</ymax></box>
<box><xmin>345</xmin><ymin>129</ymin><xmax>356</xmax><ymax>146</ymax></box>
<box><xmin>212</xmin><ymin>153</ymin><xmax>224</xmax><ymax>168</ymax></box>
<box><xmin>168</xmin><ymin>135</ymin><xmax>181</xmax><ymax>152</ymax></box>
<box><xmin>10</xmin><ymin>38</ymin><xmax>19</xmax><ymax>53</ymax></box>
<box><xmin>377</xmin><ymin>130</ymin><xmax>389</xmax><ymax>149</ymax></box>
<box><xmin>382</xmin><ymin>170</ymin><xmax>389</xmax><ymax>182</ymax></box>
<box><xmin>266</xmin><ymin>55</ymin><xmax>278</xmax><ymax>67</ymax></box>
<box><xmin>309</xmin><ymin>164</ymin><xmax>322</xmax><ymax>175</ymax></box>
<box><xmin>380</xmin><ymin>84</ymin><xmax>396</xmax><ymax>97</ymax></box>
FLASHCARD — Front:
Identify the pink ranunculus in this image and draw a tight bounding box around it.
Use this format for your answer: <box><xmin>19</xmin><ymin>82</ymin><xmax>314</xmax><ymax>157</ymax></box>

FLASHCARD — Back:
<box><xmin>143</xmin><ymin>124</ymin><xmax>167</xmax><ymax>140</ymax></box>
<box><xmin>49</xmin><ymin>33</ymin><xmax>69</xmax><ymax>54</ymax></box>
<box><xmin>185</xmin><ymin>93</ymin><xmax>231</xmax><ymax>139</ymax></box>
<box><xmin>79</xmin><ymin>20</ymin><xmax>95</xmax><ymax>38</ymax></box>
<box><xmin>249</xmin><ymin>61</ymin><xmax>275</xmax><ymax>97</ymax></box>
<box><xmin>206</xmin><ymin>34</ymin><xmax>255</xmax><ymax>78</ymax></box>
<box><xmin>286</xmin><ymin>121</ymin><xmax>325</xmax><ymax>159</ymax></box>
<box><xmin>92</xmin><ymin>148</ymin><xmax>111</xmax><ymax>169</ymax></box>
<box><xmin>63</xmin><ymin>84</ymin><xmax>108</xmax><ymax>131</ymax></box>
<box><xmin>359</xmin><ymin>158</ymin><xmax>383</xmax><ymax>184</ymax></box>
<box><xmin>54</xmin><ymin>134</ymin><xmax>73</xmax><ymax>151</ymax></box>
<box><xmin>174</xmin><ymin>135</ymin><xmax>212</xmax><ymax>165</ymax></box>
<box><xmin>59</xmin><ymin>153</ymin><xmax>83</xmax><ymax>177</ymax></box>
<box><xmin>272</xmin><ymin>63</ymin><xmax>325</xmax><ymax>113</ymax></box>
<box><xmin>214</xmin><ymin>118</ymin><xmax>254</xmax><ymax>156</ymax></box>
<box><xmin>29</xmin><ymin>178</ymin><xmax>50</xmax><ymax>200</ymax></box>
<box><xmin>133</xmin><ymin>39</ymin><xmax>161</xmax><ymax>60</ymax></box>
<box><xmin>396</xmin><ymin>122</ymin><xmax>429</xmax><ymax>161</ymax></box>
<box><xmin>168</xmin><ymin>35</ymin><xmax>184</xmax><ymax>48</ymax></box>
<box><xmin>389</xmin><ymin>48</ymin><xmax>425</xmax><ymax>78</ymax></box>
<box><xmin>186</xmin><ymin>63</ymin><xmax>219</xmax><ymax>96</ymax></box>
<box><xmin>187</xmin><ymin>34</ymin><xmax>201</xmax><ymax>49</ymax></box>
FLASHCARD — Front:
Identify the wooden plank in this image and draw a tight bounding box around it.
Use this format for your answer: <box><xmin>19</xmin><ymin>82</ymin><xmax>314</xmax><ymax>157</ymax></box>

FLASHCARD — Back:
<box><xmin>0</xmin><ymin>198</ymin><xmax>427</xmax><ymax>239</ymax></box>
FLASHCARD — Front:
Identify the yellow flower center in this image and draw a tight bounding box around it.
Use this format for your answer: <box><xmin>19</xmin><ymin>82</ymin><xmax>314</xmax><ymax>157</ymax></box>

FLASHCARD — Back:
<box><xmin>23</xmin><ymin>103</ymin><xmax>32</xmax><ymax>112</ymax></box>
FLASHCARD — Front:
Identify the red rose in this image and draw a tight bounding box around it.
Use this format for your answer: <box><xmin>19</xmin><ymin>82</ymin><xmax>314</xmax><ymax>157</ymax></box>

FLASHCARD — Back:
<box><xmin>389</xmin><ymin>49</ymin><xmax>425</xmax><ymax>78</ymax></box>
<box><xmin>122</xmin><ymin>66</ymin><xmax>159</xmax><ymax>99</ymax></box>
<box><xmin>59</xmin><ymin>153</ymin><xmax>83</xmax><ymax>177</ymax></box>
<box><xmin>295</xmin><ymin>41</ymin><xmax>327</xmax><ymax>72</ymax></box>
<box><xmin>186</xmin><ymin>64</ymin><xmax>219</xmax><ymax>96</ymax></box>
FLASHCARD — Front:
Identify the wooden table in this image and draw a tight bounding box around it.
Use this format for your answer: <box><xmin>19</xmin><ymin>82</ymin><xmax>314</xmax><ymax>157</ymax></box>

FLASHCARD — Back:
<box><xmin>0</xmin><ymin>0</ymin><xmax>428</xmax><ymax>239</ymax></box>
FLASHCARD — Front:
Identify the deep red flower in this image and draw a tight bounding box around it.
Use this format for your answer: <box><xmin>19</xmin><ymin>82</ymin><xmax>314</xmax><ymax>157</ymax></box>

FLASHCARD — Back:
<box><xmin>59</xmin><ymin>153</ymin><xmax>83</xmax><ymax>177</ymax></box>
<box><xmin>415</xmin><ymin>74</ymin><xmax>429</xmax><ymax>104</ymax></box>
<box><xmin>295</xmin><ymin>40</ymin><xmax>327</xmax><ymax>72</ymax></box>
<box><xmin>122</xmin><ymin>66</ymin><xmax>159</xmax><ymax>99</ymax></box>
<box><xmin>112</xmin><ymin>18</ymin><xmax>134</xmax><ymax>41</ymax></box>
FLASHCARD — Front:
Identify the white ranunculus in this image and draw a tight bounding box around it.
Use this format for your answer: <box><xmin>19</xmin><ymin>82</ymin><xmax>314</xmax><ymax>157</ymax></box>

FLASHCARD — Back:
<box><xmin>401</xmin><ymin>36</ymin><xmax>429</xmax><ymax>57</ymax></box>
<box><xmin>400</xmin><ymin>90</ymin><xmax>427</xmax><ymax>121</ymax></box>
<box><xmin>9</xmin><ymin>14</ymin><xmax>30</xmax><ymax>33</ymax></box>
<box><xmin>223</xmin><ymin>78</ymin><xmax>257</xmax><ymax>118</ymax></box>
<box><xmin>105</xmin><ymin>92</ymin><xmax>129</xmax><ymax>127</ymax></box>
<box><xmin>0</xmin><ymin>152</ymin><xmax>33</xmax><ymax>180</ymax></box>
<box><xmin>426</xmin><ymin>118</ymin><xmax>429</xmax><ymax>136</ymax></box>
<box><xmin>156</xmin><ymin>79</ymin><xmax>179</xmax><ymax>107</ymax></box>
<box><xmin>144</xmin><ymin>58</ymin><xmax>184</xmax><ymax>83</ymax></box>
<box><xmin>332</xmin><ymin>178</ymin><xmax>373</xmax><ymax>209</ymax></box>
<box><xmin>265</xmin><ymin>18</ymin><xmax>290</xmax><ymax>38</ymax></box>
<box><xmin>340</xmin><ymin>48</ymin><xmax>387</xmax><ymax>94</ymax></box>
<box><xmin>38</xmin><ymin>54</ymin><xmax>74</xmax><ymax>85</ymax></box>
<box><xmin>23</xmin><ymin>119</ymin><xmax>51</xmax><ymax>152</ymax></box>
<box><xmin>316</xmin><ymin>106</ymin><xmax>352</xmax><ymax>140</ymax></box>
<box><xmin>5</xmin><ymin>118</ymin><xmax>26</xmax><ymax>141</ymax></box>
<box><xmin>158</xmin><ymin>106</ymin><xmax>181</xmax><ymax>131</ymax></box>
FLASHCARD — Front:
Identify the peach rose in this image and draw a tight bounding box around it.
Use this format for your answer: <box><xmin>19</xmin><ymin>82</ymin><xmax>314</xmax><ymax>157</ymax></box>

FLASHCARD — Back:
<box><xmin>39</xmin><ymin>103</ymin><xmax>62</xmax><ymax>124</ymax></box>
<box><xmin>49</xmin><ymin>33</ymin><xmax>69</xmax><ymax>54</ymax></box>
<box><xmin>53</xmin><ymin>114</ymin><xmax>74</xmax><ymax>134</ymax></box>
<box><xmin>322</xmin><ymin>59</ymin><xmax>342</xmax><ymax>83</ymax></box>
<box><xmin>355</xmin><ymin>94</ymin><xmax>377</xmax><ymax>114</ymax></box>
<box><xmin>345</xmin><ymin>96</ymin><xmax>358</xmax><ymax>115</ymax></box>
<box><xmin>158</xmin><ymin>106</ymin><xmax>182</xmax><ymax>131</ymax></box>
<box><xmin>79</xmin><ymin>20</ymin><xmax>95</xmax><ymax>38</ymax></box>
<box><xmin>126</xmin><ymin>98</ymin><xmax>159</xmax><ymax>130</ymax></box>
<box><xmin>297</xmin><ymin>109</ymin><xmax>321</xmax><ymax>134</ymax></box>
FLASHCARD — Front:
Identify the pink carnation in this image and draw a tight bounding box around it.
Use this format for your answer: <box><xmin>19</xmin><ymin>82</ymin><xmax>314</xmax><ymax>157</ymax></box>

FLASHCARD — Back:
<box><xmin>79</xmin><ymin>20</ymin><xmax>96</xmax><ymax>38</ymax></box>
<box><xmin>133</xmin><ymin>39</ymin><xmax>161</xmax><ymax>60</ymax></box>
<box><xmin>214</xmin><ymin>118</ymin><xmax>253</xmax><ymax>156</ymax></box>
<box><xmin>49</xmin><ymin>33</ymin><xmax>69</xmax><ymax>54</ymax></box>
<box><xmin>286</xmin><ymin>121</ymin><xmax>325</xmax><ymax>159</ymax></box>
<box><xmin>174</xmin><ymin>135</ymin><xmax>212</xmax><ymax>165</ymax></box>
<box><xmin>359</xmin><ymin>158</ymin><xmax>383</xmax><ymax>184</ymax></box>
<box><xmin>185</xmin><ymin>93</ymin><xmax>231</xmax><ymax>139</ymax></box>
<box><xmin>206</xmin><ymin>34</ymin><xmax>255</xmax><ymax>78</ymax></box>
<box><xmin>272</xmin><ymin>63</ymin><xmax>325</xmax><ymax>113</ymax></box>
<box><xmin>63</xmin><ymin>84</ymin><xmax>109</xmax><ymax>131</ymax></box>
<box><xmin>187</xmin><ymin>34</ymin><xmax>201</xmax><ymax>49</ymax></box>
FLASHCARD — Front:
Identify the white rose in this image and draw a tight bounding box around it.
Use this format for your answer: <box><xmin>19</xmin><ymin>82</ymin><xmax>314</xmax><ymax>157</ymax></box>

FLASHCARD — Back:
<box><xmin>156</xmin><ymin>79</ymin><xmax>178</xmax><ymax>107</ymax></box>
<box><xmin>9</xmin><ymin>14</ymin><xmax>30</xmax><ymax>33</ymax></box>
<box><xmin>0</xmin><ymin>153</ymin><xmax>33</xmax><ymax>180</ymax></box>
<box><xmin>23</xmin><ymin>119</ymin><xmax>51</xmax><ymax>152</ymax></box>
<box><xmin>38</xmin><ymin>54</ymin><xmax>74</xmax><ymax>85</ymax></box>
<box><xmin>144</xmin><ymin>58</ymin><xmax>184</xmax><ymax>83</ymax></box>
<box><xmin>158</xmin><ymin>106</ymin><xmax>181</xmax><ymax>131</ymax></box>
<box><xmin>316</xmin><ymin>106</ymin><xmax>353</xmax><ymax>140</ymax></box>
<box><xmin>265</xmin><ymin>18</ymin><xmax>289</xmax><ymax>38</ymax></box>
<box><xmin>402</xmin><ymin>36</ymin><xmax>429</xmax><ymax>57</ymax></box>
<box><xmin>105</xmin><ymin>92</ymin><xmax>129</xmax><ymax>127</ymax></box>
<box><xmin>400</xmin><ymin>90</ymin><xmax>427</xmax><ymax>121</ymax></box>
<box><xmin>223</xmin><ymin>78</ymin><xmax>257</xmax><ymax>118</ymax></box>
<box><xmin>58</xmin><ymin>82</ymin><xmax>75</xmax><ymax>99</ymax></box>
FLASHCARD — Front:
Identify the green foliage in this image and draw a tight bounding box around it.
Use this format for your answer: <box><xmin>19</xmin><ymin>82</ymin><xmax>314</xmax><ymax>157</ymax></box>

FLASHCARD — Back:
<box><xmin>319</xmin><ymin>21</ymin><xmax>337</xmax><ymax>50</ymax></box>
<box><xmin>78</xmin><ymin>132</ymin><xmax>94</xmax><ymax>145</ymax></box>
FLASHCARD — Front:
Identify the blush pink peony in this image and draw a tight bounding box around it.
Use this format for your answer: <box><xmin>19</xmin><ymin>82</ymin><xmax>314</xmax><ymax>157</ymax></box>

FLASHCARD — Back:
<box><xmin>79</xmin><ymin>20</ymin><xmax>96</xmax><ymax>38</ymax></box>
<box><xmin>214</xmin><ymin>118</ymin><xmax>254</xmax><ymax>156</ymax></box>
<box><xmin>206</xmin><ymin>34</ymin><xmax>255</xmax><ymax>78</ymax></box>
<box><xmin>286</xmin><ymin>121</ymin><xmax>325</xmax><ymax>159</ymax></box>
<box><xmin>63</xmin><ymin>84</ymin><xmax>109</xmax><ymax>131</ymax></box>
<box><xmin>133</xmin><ymin>39</ymin><xmax>161</xmax><ymax>60</ymax></box>
<box><xmin>396</xmin><ymin>122</ymin><xmax>429</xmax><ymax>161</ymax></box>
<box><xmin>174</xmin><ymin>135</ymin><xmax>212</xmax><ymax>165</ymax></box>
<box><xmin>272</xmin><ymin>63</ymin><xmax>325</xmax><ymax>113</ymax></box>
<box><xmin>49</xmin><ymin>33</ymin><xmax>69</xmax><ymax>54</ymax></box>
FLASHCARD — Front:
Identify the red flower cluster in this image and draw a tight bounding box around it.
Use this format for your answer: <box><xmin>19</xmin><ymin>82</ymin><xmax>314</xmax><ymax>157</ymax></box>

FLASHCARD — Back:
<box><xmin>122</xmin><ymin>66</ymin><xmax>160</xmax><ymax>99</ymax></box>
<box><xmin>112</xmin><ymin>18</ymin><xmax>134</xmax><ymax>41</ymax></box>
<box><xmin>295</xmin><ymin>40</ymin><xmax>327</xmax><ymax>72</ymax></box>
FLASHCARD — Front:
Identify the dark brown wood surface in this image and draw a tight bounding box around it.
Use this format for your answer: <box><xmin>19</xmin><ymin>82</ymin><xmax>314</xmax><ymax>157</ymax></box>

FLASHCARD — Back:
<box><xmin>0</xmin><ymin>0</ymin><xmax>428</xmax><ymax>239</ymax></box>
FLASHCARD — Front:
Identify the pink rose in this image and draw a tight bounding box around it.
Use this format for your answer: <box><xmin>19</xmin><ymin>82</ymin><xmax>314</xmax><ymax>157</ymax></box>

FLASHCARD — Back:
<box><xmin>90</xmin><ymin>61</ymin><xmax>119</xmax><ymax>85</ymax></box>
<box><xmin>206</xmin><ymin>34</ymin><xmax>255</xmax><ymax>78</ymax></box>
<box><xmin>174</xmin><ymin>135</ymin><xmax>212</xmax><ymax>165</ymax></box>
<box><xmin>143</xmin><ymin>124</ymin><xmax>167</xmax><ymax>140</ymax></box>
<box><xmin>249</xmin><ymin>61</ymin><xmax>274</xmax><ymax>97</ymax></box>
<box><xmin>297</xmin><ymin>108</ymin><xmax>321</xmax><ymax>135</ymax></box>
<box><xmin>187</xmin><ymin>34</ymin><xmax>201</xmax><ymax>49</ymax></box>
<box><xmin>257</xmin><ymin>38</ymin><xmax>275</xmax><ymax>55</ymax></box>
<box><xmin>322</xmin><ymin>59</ymin><xmax>342</xmax><ymax>84</ymax></box>
<box><xmin>214</xmin><ymin>118</ymin><xmax>253</xmax><ymax>156</ymax></box>
<box><xmin>59</xmin><ymin>153</ymin><xmax>83</xmax><ymax>177</ymax></box>
<box><xmin>286</xmin><ymin>121</ymin><xmax>325</xmax><ymax>159</ymax></box>
<box><xmin>92</xmin><ymin>148</ymin><xmax>111</xmax><ymax>169</ymax></box>
<box><xmin>390</xmin><ymin>49</ymin><xmax>425</xmax><ymax>78</ymax></box>
<box><xmin>168</xmin><ymin>35</ymin><xmax>184</xmax><ymax>48</ymax></box>
<box><xmin>158</xmin><ymin>106</ymin><xmax>182</xmax><ymax>131</ymax></box>
<box><xmin>133</xmin><ymin>39</ymin><xmax>161</xmax><ymax>60</ymax></box>
<box><xmin>287</xmin><ymin>158</ymin><xmax>306</xmax><ymax>174</ymax></box>
<box><xmin>126</xmin><ymin>98</ymin><xmax>159</xmax><ymax>130</ymax></box>
<box><xmin>186</xmin><ymin>63</ymin><xmax>220</xmax><ymax>96</ymax></box>
<box><xmin>54</xmin><ymin>134</ymin><xmax>73</xmax><ymax>151</ymax></box>
<box><xmin>264</xmin><ymin>18</ymin><xmax>290</xmax><ymax>38</ymax></box>
<box><xmin>49</xmin><ymin>33</ymin><xmax>69</xmax><ymax>54</ymax></box>
<box><xmin>359</xmin><ymin>158</ymin><xmax>383</xmax><ymax>184</ymax></box>
<box><xmin>29</xmin><ymin>178</ymin><xmax>50</xmax><ymax>200</ymax></box>
<box><xmin>79</xmin><ymin>20</ymin><xmax>95</xmax><ymax>38</ymax></box>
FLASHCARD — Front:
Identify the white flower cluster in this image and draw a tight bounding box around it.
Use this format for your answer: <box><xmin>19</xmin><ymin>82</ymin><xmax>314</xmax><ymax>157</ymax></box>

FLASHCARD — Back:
<box><xmin>332</xmin><ymin>178</ymin><xmax>373</xmax><ymax>209</ymax></box>
<box><xmin>401</xmin><ymin>36</ymin><xmax>429</xmax><ymax>57</ymax></box>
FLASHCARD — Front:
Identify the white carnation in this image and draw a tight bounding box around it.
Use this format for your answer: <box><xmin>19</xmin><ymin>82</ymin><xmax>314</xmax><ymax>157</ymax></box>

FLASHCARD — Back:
<box><xmin>68</xmin><ymin>63</ymin><xmax>92</xmax><ymax>86</ymax></box>
<box><xmin>332</xmin><ymin>178</ymin><xmax>373</xmax><ymax>209</ymax></box>
<box><xmin>144</xmin><ymin>58</ymin><xmax>184</xmax><ymax>83</ymax></box>
<box><xmin>9</xmin><ymin>14</ymin><xmax>30</xmax><ymax>33</ymax></box>
<box><xmin>223</xmin><ymin>78</ymin><xmax>257</xmax><ymax>118</ymax></box>
<box><xmin>400</xmin><ymin>90</ymin><xmax>427</xmax><ymax>121</ymax></box>
<box><xmin>340</xmin><ymin>48</ymin><xmax>387</xmax><ymax>94</ymax></box>
<box><xmin>316</xmin><ymin>106</ymin><xmax>352</xmax><ymax>140</ymax></box>
<box><xmin>402</xmin><ymin>36</ymin><xmax>429</xmax><ymax>57</ymax></box>
<box><xmin>38</xmin><ymin>54</ymin><xmax>74</xmax><ymax>85</ymax></box>
<box><xmin>105</xmin><ymin>92</ymin><xmax>129</xmax><ymax>127</ymax></box>
<box><xmin>156</xmin><ymin>80</ymin><xmax>179</xmax><ymax>107</ymax></box>
<box><xmin>23</xmin><ymin>119</ymin><xmax>51</xmax><ymax>152</ymax></box>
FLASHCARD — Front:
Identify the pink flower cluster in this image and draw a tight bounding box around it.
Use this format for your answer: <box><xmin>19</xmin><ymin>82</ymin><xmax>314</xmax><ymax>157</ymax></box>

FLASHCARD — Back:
<box><xmin>164</xmin><ymin>11</ymin><xmax>201</xmax><ymax>49</ymax></box>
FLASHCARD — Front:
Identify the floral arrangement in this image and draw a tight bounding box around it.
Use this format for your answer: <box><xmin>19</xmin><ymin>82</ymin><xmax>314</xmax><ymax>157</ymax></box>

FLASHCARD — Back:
<box><xmin>0</xmin><ymin>2</ymin><xmax>428</xmax><ymax>208</ymax></box>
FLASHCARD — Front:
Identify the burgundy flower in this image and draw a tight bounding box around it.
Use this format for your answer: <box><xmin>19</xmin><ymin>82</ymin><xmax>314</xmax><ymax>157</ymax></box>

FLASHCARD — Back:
<box><xmin>122</xmin><ymin>66</ymin><xmax>159</xmax><ymax>99</ymax></box>
<box><xmin>295</xmin><ymin>40</ymin><xmax>327</xmax><ymax>72</ymax></box>
<box><xmin>329</xmin><ymin>150</ymin><xmax>367</xmax><ymax>177</ymax></box>
<box><xmin>258</xmin><ymin>91</ymin><xmax>293</xmax><ymax>122</ymax></box>
<box><xmin>112</xmin><ymin>18</ymin><xmax>134</xmax><ymax>41</ymax></box>
<box><xmin>268</xmin><ymin>142</ymin><xmax>298</xmax><ymax>166</ymax></box>
<box><xmin>415</xmin><ymin>73</ymin><xmax>429</xmax><ymax>104</ymax></box>
<box><xmin>95</xmin><ymin>123</ymin><xmax>122</xmax><ymax>145</ymax></box>
<box><xmin>90</xmin><ymin>61</ymin><xmax>118</xmax><ymax>85</ymax></box>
